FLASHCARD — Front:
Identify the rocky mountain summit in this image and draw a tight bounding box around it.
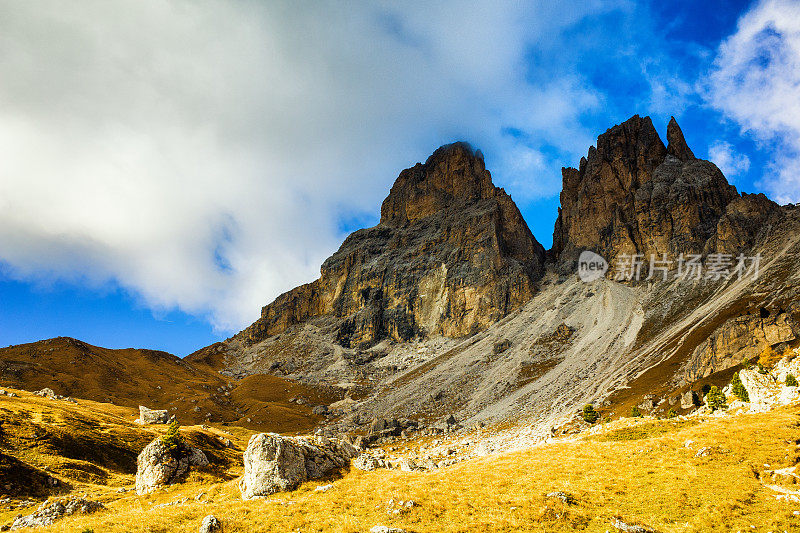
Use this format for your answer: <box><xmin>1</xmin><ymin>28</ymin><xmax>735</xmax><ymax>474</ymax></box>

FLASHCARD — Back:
<box><xmin>551</xmin><ymin>115</ymin><xmax>780</xmax><ymax>272</ymax></box>
<box><xmin>235</xmin><ymin>142</ymin><xmax>545</xmax><ymax>349</ymax></box>
<box><xmin>2</xmin><ymin>115</ymin><xmax>800</xmax><ymax>532</ymax></box>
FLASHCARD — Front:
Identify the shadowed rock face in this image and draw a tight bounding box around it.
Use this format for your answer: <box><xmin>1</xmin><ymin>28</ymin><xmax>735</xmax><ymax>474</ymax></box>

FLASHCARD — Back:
<box><xmin>239</xmin><ymin>142</ymin><xmax>546</xmax><ymax>348</ymax></box>
<box><xmin>552</xmin><ymin>115</ymin><xmax>745</xmax><ymax>272</ymax></box>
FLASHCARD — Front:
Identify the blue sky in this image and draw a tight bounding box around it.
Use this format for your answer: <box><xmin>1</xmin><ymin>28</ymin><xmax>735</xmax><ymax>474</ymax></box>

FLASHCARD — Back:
<box><xmin>1</xmin><ymin>0</ymin><xmax>799</xmax><ymax>356</ymax></box>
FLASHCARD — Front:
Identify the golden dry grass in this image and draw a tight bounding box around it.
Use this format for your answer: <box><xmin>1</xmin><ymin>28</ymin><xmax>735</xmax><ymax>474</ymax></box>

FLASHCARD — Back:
<box><xmin>2</xmin><ymin>388</ymin><xmax>800</xmax><ymax>532</ymax></box>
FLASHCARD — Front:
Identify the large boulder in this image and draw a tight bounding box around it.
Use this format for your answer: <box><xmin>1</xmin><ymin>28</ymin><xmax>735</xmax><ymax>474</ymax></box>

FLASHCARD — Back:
<box><xmin>136</xmin><ymin>405</ymin><xmax>174</xmax><ymax>425</ymax></box>
<box><xmin>680</xmin><ymin>390</ymin><xmax>698</xmax><ymax>409</ymax></box>
<box><xmin>136</xmin><ymin>438</ymin><xmax>209</xmax><ymax>495</ymax></box>
<box><xmin>239</xmin><ymin>433</ymin><xmax>358</xmax><ymax>500</ymax></box>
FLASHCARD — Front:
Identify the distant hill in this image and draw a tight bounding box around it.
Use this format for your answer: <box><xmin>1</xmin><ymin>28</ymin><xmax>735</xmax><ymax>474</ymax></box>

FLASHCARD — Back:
<box><xmin>0</xmin><ymin>337</ymin><xmax>341</xmax><ymax>434</ymax></box>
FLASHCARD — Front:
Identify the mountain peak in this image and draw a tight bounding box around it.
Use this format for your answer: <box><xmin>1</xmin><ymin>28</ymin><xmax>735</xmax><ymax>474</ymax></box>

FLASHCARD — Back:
<box><xmin>380</xmin><ymin>142</ymin><xmax>496</xmax><ymax>225</ymax></box>
<box><xmin>553</xmin><ymin>114</ymin><xmax>738</xmax><ymax>269</ymax></box>
<box><xmin>235</xmin><ymin>142</ymin><xmax>544</xmax><ymax>349</ymax></box>
<box><xmin>666</xmin><ymin>116</ymin><xmax>696</xmax><ymax>161</ymax></box>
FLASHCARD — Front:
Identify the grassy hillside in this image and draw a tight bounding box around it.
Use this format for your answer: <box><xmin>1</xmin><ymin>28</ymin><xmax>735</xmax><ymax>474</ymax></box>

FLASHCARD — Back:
<box><xmin>0</xmin><ymin>337</ymin><xmax>338</xmax><ymax>433</ymax></box>
<box><xmin>1</xmin><ymin>385</ymin><xmax>799</xmax><ymax>532</ymax></box>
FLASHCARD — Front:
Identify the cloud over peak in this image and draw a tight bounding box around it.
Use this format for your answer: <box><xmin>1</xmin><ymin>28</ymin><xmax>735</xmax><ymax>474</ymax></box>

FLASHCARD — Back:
<box><xmin>0</xmin><ymin>0</ymin><xmax>612</xmax><ymax>332</ymax></box>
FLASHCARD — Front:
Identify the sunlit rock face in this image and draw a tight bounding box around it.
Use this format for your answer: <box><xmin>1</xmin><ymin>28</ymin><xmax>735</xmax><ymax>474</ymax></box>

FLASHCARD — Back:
<box><xmin>239</xmin><ymin>142</ymin><xmax>545</xmax><ymax>348</ymax></box>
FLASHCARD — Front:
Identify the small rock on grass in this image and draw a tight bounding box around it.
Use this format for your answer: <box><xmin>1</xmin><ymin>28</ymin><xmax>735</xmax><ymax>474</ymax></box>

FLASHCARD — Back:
<box><xmin>612</xmin><ymin>518</ymin><xmax>654</xmax><ymax>533</ymax></box>
<box><xmin>199</xmin><ymin>514</ymin><xmax>222</xmax><ymax>533</ymax></box>
<box><xmin>546</xmin><ymin>491</ymin><xmax>574</xmax><ymax>504</ymax></box>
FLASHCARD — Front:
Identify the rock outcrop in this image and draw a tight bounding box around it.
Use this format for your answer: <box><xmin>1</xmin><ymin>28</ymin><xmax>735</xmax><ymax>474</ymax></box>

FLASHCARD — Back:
<box><xmin>136</xmin><ymin>438</ymin><xmax>209</xmax><ymax>495</ymax></box>
<box><xmin>240</xmin><ymin>433</ymin><xmax>358</xmax><ymax>499</ymax></box>
<box><xmin>135</xmin><ymin>405</ymin><xmax>174</xmax><ymax>425</ymax></box>
<box><xmin>237</xmin><ymin>143</ymin><xmax>545</xmax><ymax>348</ymax></box>
<box><xmin>680</xmin><ymin>306</ymin><xmax>800</xmax><ymax>383</ymax></box>
<box><xmin>552</xmin><ymin>115</ymin><xmax>742</xmax><ymax>272</ymax></box>
<box><xmin>33</xmin><ymin>388</ymin><xmax>76</xmax><ymax>403</ymax></box>
<box><xmin>732</xmin><ymin>351</ymin><xmax>800</xmax><ymax>412</ymax></box>
<box><xmin>709</xmin><ymin>193</ymin><xmax>782</xmax><ymax>254</ymax></box>
<box><xmin>352</xmin><ymin>453</ymin><xmax>387</xmax><ymax>472</ymax></box>
<box><xmin>11</xmin><ymin>497</ymin><xmax>104</xmax><ymax>530</ymax></box>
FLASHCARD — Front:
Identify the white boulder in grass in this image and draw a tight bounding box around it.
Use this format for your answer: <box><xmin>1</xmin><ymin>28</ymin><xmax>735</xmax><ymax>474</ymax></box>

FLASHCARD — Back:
<box><xmin>136</xmin><ymin>405</ymin><xmax>174</xmax><ymax>425</ymax></box>
<box><xmin>136</xmin><ymin>437</ymin><xmax>209</xmax><ymax>495</ymax></box>
<box><xmin>239</xmin><ymin>433</ymin><xmax>358</xmax><ymax>500</ymax></box>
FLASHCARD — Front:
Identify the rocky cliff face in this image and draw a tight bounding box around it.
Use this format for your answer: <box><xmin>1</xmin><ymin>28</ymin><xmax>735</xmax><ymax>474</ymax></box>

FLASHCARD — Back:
<box><xmin>552</xmin><ymin>115</ymin><xmax>749</xmax><ymax>272</ymax></box>
<box><xmin>679</xmin><ymin>305</ymin><xmax>800</xmax><ymax>384</ymax></box>
<box><xmin>238</xmin><ymin>143</ymin><xmax>545</xmax><ymax>349</ymax></box>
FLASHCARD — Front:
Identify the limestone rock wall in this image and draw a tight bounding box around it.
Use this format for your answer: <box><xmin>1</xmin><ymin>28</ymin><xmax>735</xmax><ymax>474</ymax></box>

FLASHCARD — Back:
<box><xmin>552</xmin><ymin>115</ymin><xmax>742</xmax><ymax>272</ymax></box>
<box><xmin>238</xmin><ymin>143</ymin><xmax>545</xmax><ymax>348</ymax></box>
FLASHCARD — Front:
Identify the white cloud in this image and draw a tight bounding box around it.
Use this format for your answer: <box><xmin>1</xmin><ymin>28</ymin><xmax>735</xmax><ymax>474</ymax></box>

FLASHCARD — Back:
<box><xmin>708</xmin><ymin>141</ymin><xmax>751</xmax><ymax>179</ymax></box>
<box><xmin>705</xmin><ymin>0</ymin><xmax>800</xmax><ymax>203</ymax></box>
<box><xmin>0</xmin><ymin>0</ymin><xmax>616</xmax><ymax>332</ymax></box>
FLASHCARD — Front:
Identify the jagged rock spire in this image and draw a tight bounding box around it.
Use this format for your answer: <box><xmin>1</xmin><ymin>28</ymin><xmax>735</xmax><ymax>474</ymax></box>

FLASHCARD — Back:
<box><xmin>666</xmin><ymin>116</ymin><xmax>695</xmax><ymax>161</ymax></box>
<box><xmin>553</xmin><ymin>114</ymin><xmax>737</xmax><ymax>271</ymax></box>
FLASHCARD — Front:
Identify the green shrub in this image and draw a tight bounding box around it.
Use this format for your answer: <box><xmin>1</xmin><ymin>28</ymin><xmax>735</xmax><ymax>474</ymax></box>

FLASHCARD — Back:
<box><xmin>705</xmin><ymin>386</ymin><xmax>727</xmax><ymax>412</ymax></box>
<box><xmin>630</xmin><ymin>406</ymin><xmax>643</xmax><ymax>418</ymax></box>
<box><xmin>667</xmin><ymin>408</ymin><xmax>678</xmax><ymax>419</ymax></box>
<box><xmin>731</xmin><ymin>372</ymin><xmax>750</xmax><ymax>402</ymax></box>
<box><xmin>582</xmin><ymin>404</ymin><xmax>599</xmax><ymax>424</ymax></box>
<box><xmin>742</xmin><ymin>357</ymin><xmax>752</xmax><ymax>370</ymax></box>
<box><xmin>161</xmin><ymin>420</ymin><xmax>184</xmax><ymax>452</ymax></box>
<box><xmin>758</xmin><ymin>362</ymin><xmax>768</xmax><ymax>375</ymax></box>
<box><xmin>787</xmin><ymin>374</ymin><xmax>798</xmax><ymax>387</ymax></box>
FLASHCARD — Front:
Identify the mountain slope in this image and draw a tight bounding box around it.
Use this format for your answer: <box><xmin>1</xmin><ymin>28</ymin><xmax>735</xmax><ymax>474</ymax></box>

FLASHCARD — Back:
<box><xmin>0</xmin><ymin>337</ymin><xmax>339</xmax><ymax>433</ymax></box>
<box><xmin>4</xmin><ymin>383</ymin><xmax>800</xmax><ymax>533</ymax></box>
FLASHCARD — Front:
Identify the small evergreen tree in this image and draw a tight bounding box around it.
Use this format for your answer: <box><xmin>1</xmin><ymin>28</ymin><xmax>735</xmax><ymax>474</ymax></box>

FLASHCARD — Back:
<box><xmin>705</xmin><ymin>386</ymin><xmax>727</xmax><ymax>412</ymax></box>
<box><xmin>758</xmin><ymin>362</ymin><xmax>768</xmax><ymax>375</ymax></box>
<box><xmin>161</xmin><ymin>420</ymin><xmax>184</xmax><ymax>452</ymax></box>
<box><xmin>742</xmin><ymin>356</ymin><xmax>752</xmax><ymax>370</ymax></box>
<box><xmin>630</xmin><ymin>406</ymin><xmax>643</xmax><ymax>418</ymax></box>
<box><xmin>731</xmin><ymin>372</ymin><xmax>750</xmax><ymax>402</ymax></box>
<box><xmin>667</xmin><ymin>408</ymin><xmax>678</xmax><ymax>419</ymax></box>
<box><xmin>582</xmin><ymin>404</ymin><xmax>599</xmax><ymax>424</ymax></box>
<box><xmin>787</xmin><ymin>374</ymin><xmax>798</xmax><ymax>387</ymax></box>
